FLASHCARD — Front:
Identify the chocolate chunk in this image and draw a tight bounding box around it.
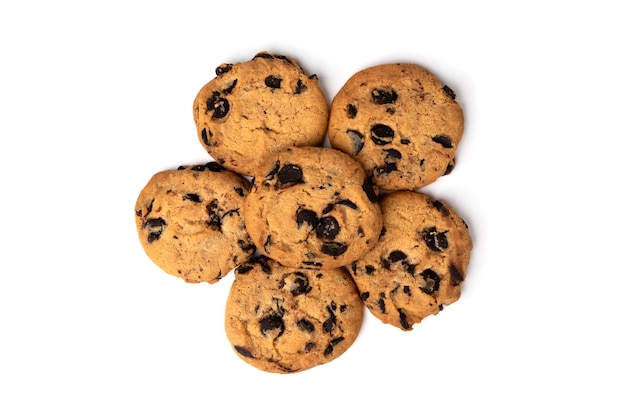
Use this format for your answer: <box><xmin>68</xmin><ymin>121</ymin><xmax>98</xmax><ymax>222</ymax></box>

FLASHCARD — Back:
<box><xmin>143</xmin><ymin>218</ymin><xmax>167</xmax><ymax>243</ymax></box>
<box><xmin>388</xmin><ymin>250</ymin><xmax>407</xmax><ymax>262</ymax></box>
<box><xmin>403</xmin><ymin>262</ymin><xmax>417</xmax><ymax>276</ymax></box>
<box><xmin>378</xmin><ymin>294</ymin><xmax>386</xmax><ymax>313</ymax></box>
<box><xmin>419</xmin><ymin>269</ymin><xmax>441</xmax><ymax>294</ymax></box>
<box><xmin>432</xmin><ymin>134</ymin><xmax>453</xmax><ymax>148</ymax></box>
<box><xmin>449</xmin><ymin>264</ymin><xmax>465</xmax><ymax>286</ymax></box>
<box><xmin>321</xmin><ymin>242</ymin><xmax>347</xmax><ymax>257</ymax></box>
<box><xmin>371</xmin><ymin>88</ymin><xmax>398</xmax><ymax>104</ymax></box>
<box><xmin>444</xmin><ymin>159</ymin><xmax>456</xmax><ymax>175</ymax></box>
<box><xmin>294</xmin><ymin>79</ymin><xmax>307</xmax><ymax>94</ymax></box>
<box><xmin>264</xmin><ymin>235</ymin><xmax>272</xmax><ymax>253</ymax></box>
<box><xmin>206</xmin><ymin>92</ymin><xmax>230</xmax><ymax>119</ymax></box>
<box><xmin>316</xmin><ymin>216</ymin><xmax>340</xmax><ymax>240</ymax></box>
<box><xmin>289</xmin><ymin>272</ymin><xmax>312</xmax><ymax>296</ymax></box>
<box><xmin>403</xmin><ymin>285</ymin><xmax>411</xmax><ymax>296</ymax></box>
<box><xmin>297</xmin><ymin>319</ymin><xmax>315</xmax><ymax>333</ymax></box>
<box><xmin>222</xmin><ymin>79</ymin><xmax>237</xmax><ymax>95</ymax></box>
<box><xmin>234</xmin><ymin>187</ymin><xmax>245</xmax><ymax>197</ymax></box>
<box><xmin>215</xmin><ymin>63</ymin><xmax>233</xmax><ymax>76</ymax></box>
<box><xmin>324</xmin><ymin>337</ymin><xmax>344</xmax><ymax>356</ymax></box>
<box><xmin>371</xmin><ymin>124</ymin><xmax>395</xmax><ymax>145</ymax></box>
<box><xmin>254</xmin><ymin>52</ymin><xmax>274</xmax><ymax>59</ymax></box>
<box><xmin>442</xmin><ymin>85</ymin><xmax>456</xmax><ymax>100</ymax></box>
<box><xmin>234</xmin><ymin>345</ymin><xmax>254</xmax><ymax>358</ymax></box>
<box><xmin>182</xmin><ymin>193</ymin><xmax>201</xmax><ymax>203</ymax></box>
<box><xmin>304</xmin><ymin>342</ymin><xmax>316</xmax><ymax>352</ymax></box>
<box><xmin>347</xmin><ymin>130</ymin><xmax>364</xmax><ymax>155</ymax></box>
<box><xmin>296</xmin><ymin>208</ymin><xmax>319</xmax><ymax>228</ymax></box>
<box><xmin>400</xmin><ymin>138</ymin><xmax>411</xmax><ymax>145</ymax></box>
<box><xmin>206</xmin><ymin>199</ymin><xmax>221</xmax><ymax>230</ymax></box>
<box><xmin>260</xmin><ymin>313</ymin><xmax>285</xmax><ymax>337</ymax></box>
<box><xmin>422</xmin><ymin>227</ymin><xmax>449</xmax><ymax>252</ymax></box>
<box><xmin>361</xmin><ymin>291</ymin><xmax>370</xmax><ymax>301</ymax></box>
<box><xmin>365</xmin><ymin>265</ymin><xmax>375</xmax><ymax>274</ymax></box>
<box><xmin>432</xmin><ymin>200</ymin><xmax>450</xmax><ymax>216</ymax></box>
<box><xmin>276</xmin><ymin>164</ymin><xmax>304</xmax><ymax>187</ymax></box>
<box><xmin>376</xmin><ymin>162</ymin><xmax>397</xmax><ymax>174</ymax></box>
<box><xmin>266</xmin><ymin>161</ymin><xmax>280</xmax><ymax>180</ymax></box>
<box><xmin>384</xmin><ymin>148</ymin><xmax>402</xmax><ymax>160</ymax></box>
<box><xmin>362</xmin><ymin>177</ymin><xmax>378</xmax><ymax>203</ymax></box>
<box><xmin>201</xmin><ymin>128</ymin><xmax>210</xmax><ymax>146</ymax></box>
<box><xmin>265</xmin><ymin>75</ymin><xmax>282</xmax><ymax>89</ymax></box>
<box><xmin>398</xmin><ymin>309</ymin><xmax>410</xmax><ymax>329</ymax></box>
<box><xmin>236</xmin><ymin>264</ymin><xmax>254</xmax><ymax>274</ymax></box>
<box><xmin>323</xmin><ymin>306</ymin><xmax>337</xmax><ymax>332</ymax></box>
<box><xmin>206</xmin><ymin>161</ymin><xmax>225</xmax><ymax>172</ymax></box>
<box><xmin>336</xmin><ymin>199</ymin><xmax>357</xmax><ymax>209</ymax></box>
<box><xmin>347</xmin><ymin>104</ymin><xmax>357</xmax><ymax>118</ymax></box>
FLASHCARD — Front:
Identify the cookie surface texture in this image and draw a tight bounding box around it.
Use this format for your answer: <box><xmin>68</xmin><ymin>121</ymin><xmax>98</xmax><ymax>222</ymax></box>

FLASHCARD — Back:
<box><xmin>193</xmin><ymin>51</ymin><xmax>329</xmax><ymax>177</ymax></box>
<box><xmin>349</xmin><ymin>191</ymin><xmax>472</xmax><ymax>330</ymax></box>
<box><xmin>225</xmin><ymin>256</ymin><xmax>364</xmax><ymax>373</ymax></box>
<box><xmin>243</xmin><ymin>146</ymin><xmax>383</xmax><ymax>270</ymax></box>
<box><xmin>134</xmin><ymin>162</ymin><xmax>256</xmax><ymax>283</ymax></box>
<box><xmin>328</xmin><ymin>63</ymin><xmax>464</xmax><ymax>190</ymax></box>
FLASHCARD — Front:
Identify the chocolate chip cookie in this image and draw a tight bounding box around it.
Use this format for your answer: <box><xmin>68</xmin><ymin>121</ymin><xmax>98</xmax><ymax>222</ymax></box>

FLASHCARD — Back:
<box><xmin>328</xmin><ymin>63</ymin><xmax>464</xmax><ymax>190</ymax></box>
<box><xmin>242</xmin><ymin>146</ymin><xmax>383</xmax><ymax>270</ymax></box>
<box><xmin>193</xmin><ymin>51</ymin><xmax>329</xmax><ymax>177</ymax></box>
<box><xmin>134</xmin><ymin>162</ymin><xmax>256</xmax><ymax>283</ymax></box>
<box><xmin>349</xmin><ymin>191</ymin><xmax>472</xmax><ymax>330</ymax></box>
<box><xmin>225</xmin><ymin>255</ymin><xmax>364</xmax><ymax>373</ymax></box>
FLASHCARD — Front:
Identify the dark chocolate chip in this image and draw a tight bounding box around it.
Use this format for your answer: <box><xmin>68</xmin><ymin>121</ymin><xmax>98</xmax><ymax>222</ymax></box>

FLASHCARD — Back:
<box><xmin>403</xmin><ymin>285</ymin><xmax>411</xmax><ymax>296</ymax></box>
<box><xmin>388</xmin><ymin>250</ymin><xmax>407</xmax><ymax>262</ymax></box>
<box><xmin>297</xmin><ymin>319</ymin><xmax>315</xmax><ymax>333</ymax></box>
<box><xmin>263</xmin><ymin>235</ymin><xmax>272</xmax><ymax>253</ymax></box>
<box><xmin>442</xmin><ymin>85</ymin><xmax>456</xmax><ymax>100</ymax></box>
<box><xmin>336</xmin><ymin>199</ymin><xmax>358</xmax><ymax>209</ymax></box>
<box><xmin>260</xmin><ymin>313</ymin><xmax>285</xmax><ymax>337</ymax></box>
<box><xmin>206</xmin><ymin>199</ymin><xmax>221</xmax><ymax>230</ymax></box>
<box><xmin>361</xmin><ymin>291</ymin><xmax>370</xmax><ymax>301</ymax></box>
<box><xmin>398</xmin><ymin>309</ymin><xmax>410</xmax><ymax>329</ymax></box>
<box><xmin>234</xmin><ymin>345</ymin><xmax>254</xmax><ymax>358</ymax></box>
<box><xmin>449</xmin><ymin>264</ymin><xmax>465</xmax><ymax>286</ymax></box>
<box><xmin>432</xmin><ymin>134</ymin><xmax>453</xmax><ymax>148</ymax></box>
<box><xmin>182</xmin><ymin>193</ymin><xmax>201</xmax><ymax>203</ymax></box>
<box><xmin>371</xmin><ymin>88</ymin><xmax>398</xmax><ymax>104</ymax></box>
<box><xmin>234</xmin><ymin>187</ymin><xmax>245</xmax><ymax>197</ymax></box>
<box><xmin>347</xmin><ymin>130</ymin><xmax>364</xmax><ymax>155</ymax></box>
<box><xmin>143</xmin><ymin>218</ymin><xmax>167</xmax><ymax>243</ymax></box>
<box><xmin>419</xmin><ymin>269</ymin><xmax>441</xmax><ymax>294</ymax></box>
<box><xmin>316</xmin><ymin>216</ymin><xmax>340</xmax><ymax>240</ymax></box>
<box><xmin>378</xmin><ymin>294</ymin><xmax>386</xmax><ymax>313</ymax></box>
<box><xmin>265</xmin><ymin>75</ymin><xmax>282</xmax><ymax>89</ymax></box>
<box><xmin>206</xmin><ymin>92</ymin><xmax>230</xmax><ymax>119</ymax></box>
<box><xmin>433</xmin><ymin>200</ymin><xmax>450</xmax><ymax>216</ymax></box>
<box><xmin>323</xmin><ymin>306</ymin><xmax>337</xmax><ymax>333</ymax></box>
<box><xmin>145</xmin><ymin>199</ymin><xmax>154</xmax><ymax>217</ymax></box>
<box><xmin>296</xmin><ymin>208</ymin><xmax>319</xmax><ymax>228</ymax></box>
<box><xmin>277</xmin><ymin>164</ymin><xmax>303</xmax><ymax>187</ymax></box>
<box><xmin>290</xmin><ymin>273</ymin><xmax>312</xmax><ymax>296</ymax></box>
<box><xmin>304</xmin><ymin>342</ymin><xmax>316</xmax><ymax>352</ymax></box>
<box><xmin>362</xmin><ymin>177</ymin><xmax>378</xmax><ymax>203</ymax></box>
<box><xmin>400</xmin><ymin>138</ymin><xmax>411</xmax><ymax>145</ymax></box>
<box><xmin>321</xmin><ymin>242</ymin><xmax>347</xmax><ymax>257</ymax></box>
<box><xmin>422</xmin><ymin>227</ymin><xmax>449</xmax><ymax>252</ymax></box>
<box><xmin>376</xmin><ymin>162</ymin><xmax>397</xmax><ymax>174</ymax></box>
<box><xmin>403</xmin><ymin>262</ymin><xmax>417</xmax><ymax>276</ymax></box>
<box><xmin>323</xmin><ymin>337</ymin><xmax>345</xmax><ymax>356</ymax></box>
<box><xmin>347</xmin><ymin>104</ymin><xmax>357</xmax><ymax>118</ymax></box>
<box><xmin>236</xmin><ymin>264</ymin><xmax>254</xmax><ymax>274</ymax></box>
<box><xmin>201</xmin><ymin>128</ymin><xmax>210</xmax><ymax>146</ymax></box>
<box><xmin>215</xmin><ymin>63</ymin><xmax>233</xmax><ymax>76</ymax></box>
<box><xmin>384</xmin><ymin>148</ymin><xmax>402</xmax><ymax>160</ymax></box>
<box><xmin>266</xmin><ymin>161</ymin><xmax>280</xmax><ymax>180</ymax></box>
<box><xmin>371</xmin><ymin>124</ymin><xmax>395</xmax><ymax>145</ymax></box>
<box><xmin>365</xmin><ymin>265</ymin><xmax>375</xmax><ymax>274</ymax></box>
<box><xmin>444</xmin><ymin>159</ymin><xmax>456</xmax><ymax>175</ymax></box>
<box><xmin>254</xmin><ymin>52</ymin><xmax>274</xmax><ymax>59</ymax></box>
<box><xmin>294</xmin><ymin>79</ymin><xmax>307</xmax><ymax>94</ymax></box>
<box><xmin>222</xmin><ymin>79</ymin><xmax>237</xmax><ymax>95</ymax></box>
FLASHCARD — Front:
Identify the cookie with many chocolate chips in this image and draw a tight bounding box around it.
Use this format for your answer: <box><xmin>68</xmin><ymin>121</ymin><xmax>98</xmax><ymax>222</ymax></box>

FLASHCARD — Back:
<box><xmin>193</xmin><ymin>51</ymin><xmax>329</xmax><ymax>177</ymax></box>
<box><xmin>134</xmin><ymin>162</ymin><xmax>256</xmax><ymax>283</ymax></box>
<box><xmin>243</xmin><ymin>146</ymin><xmax>383</xmax><ymax>270</ymax></box>
<box><xmin>328</xmin><ymin>63</ymin><xmax>464</xmax><ymax>190</ymax></box>
<box><xmin>225</xmin><ymin>256</ymin><xmax>363</xmax><ymax>373</ymax></box>
<box><xmin>349</xmin><ymin>191</ymin><xmax>472</xmax><ymax>330</ymax></box>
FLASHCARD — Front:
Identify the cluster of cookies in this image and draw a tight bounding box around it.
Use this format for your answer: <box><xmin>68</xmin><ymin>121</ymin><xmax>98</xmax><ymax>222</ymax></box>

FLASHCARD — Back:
<box><xmin>134</xmin><ymin>52</ymin><xmax>473</xmax><ymax>373</ymax></box>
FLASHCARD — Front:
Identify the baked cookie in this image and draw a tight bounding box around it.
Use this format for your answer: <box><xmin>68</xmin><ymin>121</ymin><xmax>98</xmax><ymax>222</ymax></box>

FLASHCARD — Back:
<box><xmin>349</xmin><ymin>191</ymin><xmax>472</xmax><ymax>330</ymax></box>
<box><xmin>193</xmin><ymin>51</ymin><xmax>329</xmax><ymax>177</ymax></box>
<box><xmin>243</xmin><ymin>146</ymin><xmax>383</xmax><ymax>270</ymax></box>
<box><xmin>328</xmin><ymin>63</ymin><xmax>464</xmax><ymax>190</ymax></box>
<box><xmin>225</xmin><ymin>255</ymin><xmax>364</xmax><ymax>373</ymax></box>
<box><xmin>134</xmin><ymin>162</ymin><xmax>256</xmax><ymax>283</ymax></box>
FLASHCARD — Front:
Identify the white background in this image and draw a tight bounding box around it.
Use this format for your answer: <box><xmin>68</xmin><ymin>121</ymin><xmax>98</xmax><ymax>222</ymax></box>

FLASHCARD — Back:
<box><xmin>1</xmin><ymin>1</ymin><xmax>624</xmax><ymax>417</ymax></box>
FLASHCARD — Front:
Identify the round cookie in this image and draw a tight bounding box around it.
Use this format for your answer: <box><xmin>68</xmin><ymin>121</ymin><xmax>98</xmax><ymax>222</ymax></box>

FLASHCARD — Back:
<box><xmin>225</xmin><ymin>255</ymin><xmax>364</xmax><ymax>373</ymax></box>
<box><xmin>349</xmin><ymin>191</ymin><xmax>472</xmax><ymax>330</ymax></box>
<box><xmin>193</xmin><ymin>51</ymin><xmax>329</xmax><ymax>177</ymax></box>
<box><xmin>243</xmin><ymin>146</ymin><xmax>383</xmax><ymax>270</ymax></box>
<box><xmin>328</xmin><ymin>63</ymin><xmax>464</xmax><ymax>190</ymax></box>
<box><xmin>134</xmin><ymin>162</ymin><xmax>256</xmax><ymax>284</ymax></box>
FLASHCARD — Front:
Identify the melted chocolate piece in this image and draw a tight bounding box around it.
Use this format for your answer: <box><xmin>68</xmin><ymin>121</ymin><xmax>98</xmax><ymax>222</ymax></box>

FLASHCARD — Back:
<box><xmin>422</xmin><ymin>227</ymin><xmax>449</xmax><ymax>252</ymax></box>
<box><xmin>432</xmin><ymin>134</ymin><xmax>453</xmax><ymax>148</ymax></box>
<box><xmin>143</xmin><ymin>218</ymin><xmax>167</xmax><ymax>243</ymax></box>
<box><xmin>371</xmin><ymin>88</ymin><xmax>398</xmax><ymax>104</ymax></box>
<box><xmin>296</xmin><ymin>208</ymin><xmax>319</xmax><ymax>228</ymax></box>
<box><xmin>371</xmin><ymin>124</ymin><xmax>395</xmax><ymax>145</ymax></box>
<box><xmin>336</xmin><ymin>199</ymin><xmax>357</xmax><ymax>209</ymax></box>
<box><xmin>182</xmin><ymin>193</ymin><xmax>201</xmax><ymax>202</ymax></box>
<box><xmin>362</xmin><ymin>177</ymin><xmax>378</xmax><ymax>202</ymax></box>
<box><xmin>419</xmin><ymin>269</ymin><xmax>441</xmax><ymax>294</ymax></box>
<box><xmin>320</xmin><ymin>242</ymin><xmax>347</xmax><ymax>256</ymax></box>
<box><xmin>297</xmin><ymin>319</ymin><xmax>315</xmax><ymax>333</ymax></box>
<box><xmin>449</xmin><ymin>264</ymin><xmax>465</xmax><ymax>286</ymax></box>
<box><xmin>276</xmin><ymin>164</ymin><xmax>303</xmax><ymax>187</ymax></box>
<box><xmin>347</xmin><ymin>104</ymin><xmax>357</xmax><ymax>118</ymax></box>
<box><xmin>432</xmin><ymin>200</ymin><xmax>450</xmax><ymax>216</ymax></box>
<box><xmin>265</xmin><ymin>75</ymin><xmax>282</xmax><ymax>89</ymax></box>
<box><xmin>201</xmin><ymin>128</ymin><xmax>211</xmax><ymax>146</ymax></box>
<box><xmin>324</xmin><ymin>337</ymin><xmax>344</xmax><ymax>356</ymax></box>
<box><xmin>398</xmin><ymin>309</ymin><xmax>410</xmax><ymax>329</ymax></box>
<box><xmin>322</xmin><ymin>305</ymin><xmax>337</xmax><ymax>332</ymax></box>
<box><xmin>287</xmin><ymin>272</ymin><xmax>312</xmax><ymax>296</ymax></box>
<box><xmin>234</xmin><ymin>345</ymin><xmax>254</xmax><ymax>358</ymax></box>
<box><xmin>206</xmin><ymin>92</ymin><xmax>230</xmax><ymax>119</ymax></box>
<box><xmin>384</xmin><ymin>148</ymin><xmax>402</xmax><ymax>160</ymax></box>
<box><xmin>222</xmin><ymin>80</ymin><xmax>237</xmax><ymax>95</ymax></box>
<box><xmin>294</xmin><ymin>79</ymin><xmax>307</xmax><ymax>94</ymax></box>
<box><xmin>215</xmin><ymin>63</ymin><xmax>233</xmax><ymax>76</ymax></box>
<box><xmin>388</xmin><ymin>250</ymin><xmax>407</xmax><ymax>262</ymax></box>
<box><xmin>316</xmin><ymin>216</ymin><xmax>340</xmax><ymax>240</ymax></box>
<box><xmin>260</xmin><ymin>313</ymin><xmax>285</xmax><ymax>337</ymax></box>
<box><xmin>206</xmin><ymin>199</ymin><xmax>221</xmax><ymax>230</ymax></box>
<box><xmin>378</xmin><ymin>294</ymin><xmax>386</xmax><ymax>313</ymax></box>
<box><xmin>347</xmin><ymin>130</ymin><xmax>364</xmax><ymax>155</ymax></box>
<box><xmin>442</xmin><ymin>85</ymin><xmax>456</xmax><ymax>100</ymax></box>
<box><xmin>361</xmin><ymin>291</ymin><xmax>370</xmax><ymax>301</ymax></box>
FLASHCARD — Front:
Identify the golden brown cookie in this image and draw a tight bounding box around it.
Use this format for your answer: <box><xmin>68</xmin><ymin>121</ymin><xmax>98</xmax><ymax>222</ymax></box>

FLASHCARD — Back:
<box><xmin>134</xmin><ymin>162</ymin><xmax>256</xmax><ymax>283</ymax></box>
<box><xmin>328</xmin><ymin>63</ymin><xmax>464</xmax><ymax>190</ymax></box>
<box><xmin>242</xmin><ymin>146</ymin><xmax>383</xmax><ymax>270</ymax></box>
<box><xmin>225</xmin><ymin>256</ymin><xmax>364</xmax><ymax>373</ymax></box>
<box><xmin>193</xmin><ymin>51</ymin><xmax>329</xmax><ymax>177</ymax></box>
<box><xmin>349</xmin><ymin>191</ymin><xmax>472</xmax><ymax>330</ymax></box>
